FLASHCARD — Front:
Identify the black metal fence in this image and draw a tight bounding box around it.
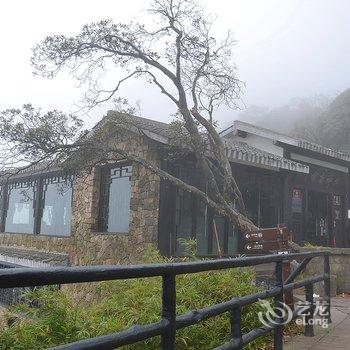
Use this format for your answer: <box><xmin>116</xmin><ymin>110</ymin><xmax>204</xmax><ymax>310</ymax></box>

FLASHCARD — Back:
<box><xmin>0</xmin><ymin>262</ymin><xmax>35</xmax><ymax>306</ymax></box>
<box><xmin>0</xmin><ymin>251</ymin><xmax>331</xmax><ymax>350</ymax></box>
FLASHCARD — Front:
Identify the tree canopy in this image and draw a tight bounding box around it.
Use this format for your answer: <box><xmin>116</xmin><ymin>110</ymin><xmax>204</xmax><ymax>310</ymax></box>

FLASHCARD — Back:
<box><xmin>0</xmin><ymin>0</ymin><xmax>256</xmax><ymax>236</ymax></box>
<box><xmin>319</xmin><ymin>88</ymin><xmax>350</xmax><ymax>152</ymax></box>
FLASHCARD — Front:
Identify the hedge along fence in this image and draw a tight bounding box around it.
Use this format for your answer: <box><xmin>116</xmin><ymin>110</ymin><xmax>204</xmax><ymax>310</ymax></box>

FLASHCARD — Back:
<box><xmin>0</xmin><ymin>250</ymin><xmax>330</xmax><ymax>350</ymax></box>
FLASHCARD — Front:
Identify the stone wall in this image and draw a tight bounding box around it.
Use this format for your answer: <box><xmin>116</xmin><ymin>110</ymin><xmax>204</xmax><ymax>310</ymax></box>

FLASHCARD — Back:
<box><xmin>301</xmin><ymin>247</ymin><xmax>350</xmax><ymax>295</ymax></box>
<box><xmin>0</xmin><ymin>130</ymin><xmax>162</xmax><ymax>266</ymax></box>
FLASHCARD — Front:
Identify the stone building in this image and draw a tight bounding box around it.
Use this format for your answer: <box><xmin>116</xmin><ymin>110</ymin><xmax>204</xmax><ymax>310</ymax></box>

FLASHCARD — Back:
<box><xmin>0</xmin><ymin>112</ymin><xmax>348</xmax><ymax>267</ymax></box>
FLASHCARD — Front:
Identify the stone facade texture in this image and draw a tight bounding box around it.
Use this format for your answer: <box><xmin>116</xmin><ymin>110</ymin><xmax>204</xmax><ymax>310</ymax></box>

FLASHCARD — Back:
<box><xmin>0</xmin><ymin>130</ymin><xmax>161</xmax><ymax>266</ymax></box>
<box><xmin>301</xmin><ymin>247</ymin><xmax>350</xmax><ymax>296</ymax></box>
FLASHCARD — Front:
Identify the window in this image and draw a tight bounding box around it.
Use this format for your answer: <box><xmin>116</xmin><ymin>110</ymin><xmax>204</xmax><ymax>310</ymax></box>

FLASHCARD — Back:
<box><xmin>238</xmin><ymin>171</ymin><xmax>283</xmax><ymax>228</ymax></box>
<box><xmin>1</xmin><ymin>173</ymin><xmax>73</xmax><ymax>236</ymax></box>
<box><xmin>174</xmin><ymin>190</ymin><xmax>239</xmax><ymax>256</ymax></box>
<box><xmin>40</xmin><ymin>175</ymin><xmax>73</xmax><ymax>236</ymax></box>
<box><xmin>99</xmin><ymin>164</ymin><xmax>132</xmax><ymax>233</ymax></box>
<box><xmin>5</xmin><ymin>180</ymin><xmax>36</xmax><ymax>234</ymax></box>
<box><xmin>175</xmin><ymin>189</ymin><xmax>193</xmax><ymax>255</ymax></box>
<box><xmin>175</xmin><ymin>189</ymin><xmax>238</xmax><ymax>256</ymax></box>
<box><xmin>173</xmin><ymin>162</ymin><xmax>239</xmax><ymax>257</ymax></box>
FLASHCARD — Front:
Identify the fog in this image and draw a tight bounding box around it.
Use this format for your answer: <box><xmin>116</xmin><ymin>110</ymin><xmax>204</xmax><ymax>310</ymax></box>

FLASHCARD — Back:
<box><xmin>1</xmin><ymin>0</ymin><xmax>350</xmax><ymax>130</ymax></box>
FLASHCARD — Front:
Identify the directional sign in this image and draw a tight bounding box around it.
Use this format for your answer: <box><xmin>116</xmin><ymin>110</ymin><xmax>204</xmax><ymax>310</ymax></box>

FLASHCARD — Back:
<box><xmin>244</xmin><ymin>240</ymin><xmax>288</xmax><ymax>253</ymax></box>
<box><xmin>244</xmin><ymin>231</ymin><xmax>263</xmax><ymax>242</ymax></box>
<box><xmin>243</xmin><ymin>225</ymin><xmax>290</xmax><ymax>254</ymax></box>
<box><xmin>244</xmin><ymin>226</ymin><xmax>289</xmax><ymax>242</ymax></box>
<box><xmin>244</xmin><ymin>242</ymin><xmax>264</xmax><ymax>252</ymax></box>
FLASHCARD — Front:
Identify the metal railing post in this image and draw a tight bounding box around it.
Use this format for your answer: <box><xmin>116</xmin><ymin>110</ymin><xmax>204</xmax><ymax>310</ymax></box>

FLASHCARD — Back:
<box><xmin>230</xmin><ymin>305</ymin><xmax>243</xmax><ymax>350</ymax></box>
<box><xmin>304</xmin><ymin>284</ymin><xmax>314</xmax><ymax>337</ymax></box>
<box><xmin>324</xmin><ymin>254</ymin><xmax>332</xmax><ymax>324</ymax></box>
<box><xmin>161</xmin><ymin>273</ymin><xmax>176</xmax><ymax>350</ymax></box>
<box><xmin>274</xmin><ymin>260</ymin><xmax>284</xmax><ymax>350</ymax></box>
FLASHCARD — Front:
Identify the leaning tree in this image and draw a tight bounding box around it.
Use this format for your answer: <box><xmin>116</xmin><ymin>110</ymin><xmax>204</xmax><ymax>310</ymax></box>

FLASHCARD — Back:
<box><xmin>0</xmin><ymin>0</ymin><xmax>256</xmax><ymax>237</ymax></box>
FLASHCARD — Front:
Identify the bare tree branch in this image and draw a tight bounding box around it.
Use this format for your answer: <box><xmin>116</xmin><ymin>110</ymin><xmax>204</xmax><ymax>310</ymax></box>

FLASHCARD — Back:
<box><xmin>9</xmin><ymin>0</ymin><xmax>258</xmax><ymax>238</ymax></box>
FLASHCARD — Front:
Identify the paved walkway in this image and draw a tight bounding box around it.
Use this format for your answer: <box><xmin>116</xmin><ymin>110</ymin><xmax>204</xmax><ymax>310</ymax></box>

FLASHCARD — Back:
<box><xmin>285</xmin><ymin>297</ymin><xmax>350</xmax><ymax>350</ymax></box>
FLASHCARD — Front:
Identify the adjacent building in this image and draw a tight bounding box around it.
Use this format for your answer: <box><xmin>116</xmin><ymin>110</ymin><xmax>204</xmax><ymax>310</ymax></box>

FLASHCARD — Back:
<box><xmin>0</xmin><ymin>112</ymin><xmax>348</xmax><ymax>267</ymax></box>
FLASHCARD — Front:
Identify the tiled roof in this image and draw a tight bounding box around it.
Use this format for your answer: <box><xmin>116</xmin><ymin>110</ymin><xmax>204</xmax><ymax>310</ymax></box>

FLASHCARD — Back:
<box><xmin>297</xmin><ymin>140</ymin><xmax>350</xmax><ymax>162</ymax></box>
<box><xmin>0</xmin><ymin>162</ymin><xmax>60</xmax><ymax>181</ymax></box>
<box><xmin>2</xmin><ymin>113</ymin><xmax>310</xmax><ymax>178</ymax></box>
<box><xmin>107</xmin><ymin>111</ymin><xmax>169</xmax><ymax>137</ymax></box>
<box><xmin>223</xmin><ymin>139</ymin><xmax>309</xmax><ymax>173</ymax></box>
<box><xmin>227</xmin><ymin>120</ymin><xmax>350</xmax><ymax>163</ymax></box>
<box><xmin>107</xmin><ymin>112</ymin><xmax>309</xmax><ymax>173</ymax></box>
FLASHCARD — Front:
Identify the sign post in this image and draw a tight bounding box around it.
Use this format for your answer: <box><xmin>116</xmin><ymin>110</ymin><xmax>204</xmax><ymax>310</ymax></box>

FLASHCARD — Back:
<box><xmin>243</xmin><ymin>224</ymin><xmax>294</xmax><ymax>310</ymax></box>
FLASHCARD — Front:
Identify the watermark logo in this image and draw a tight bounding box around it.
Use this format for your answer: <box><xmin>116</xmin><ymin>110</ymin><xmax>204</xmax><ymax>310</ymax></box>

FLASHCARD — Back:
<box><xmin>258</xmin><ymin>299</ymin><xmax>329</xmax><ymax>329</ymax></box>
<box><xmin>258</xmin><ymin>299</ymin><xmax>293</xmax><ymax>327</ymax></box>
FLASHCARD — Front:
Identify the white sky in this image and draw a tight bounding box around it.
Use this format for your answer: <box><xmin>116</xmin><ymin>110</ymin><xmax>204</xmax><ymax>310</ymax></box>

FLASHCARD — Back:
<box><xmin>1</xmin><ymin>0</ymin><xmax>350</xmax><ymax>128</ymax></box>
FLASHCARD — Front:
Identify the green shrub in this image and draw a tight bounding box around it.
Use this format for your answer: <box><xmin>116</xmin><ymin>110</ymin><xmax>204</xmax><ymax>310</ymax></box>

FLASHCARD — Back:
<box><xmin>0</xmin><ymin>249</ymin><xmax>272</xmax><ymax>349</ymax></box>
